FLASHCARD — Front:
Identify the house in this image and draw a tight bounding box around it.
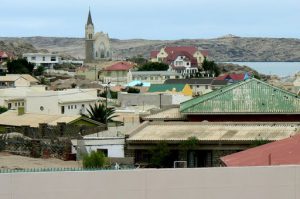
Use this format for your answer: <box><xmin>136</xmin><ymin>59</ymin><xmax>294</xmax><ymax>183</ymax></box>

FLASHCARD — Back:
<box><xmin>221</xmin><ymin>133</ymin><xmax>300</xmax><ymax>167</ymax></box>
<box><xmin>71</xmin><ymin>136</ymin><xmax>125</xmax><ymax>158</ymax></box>
<box><xmin>127</xmin><ymin>121</ymin><xmax>300</xmax><ymax>167</ymax></box>
<box><xmin>150</xmin><ymin>46</ymin><xmax>209</xmax><ymax>77</ymax></box>
<box><xmin>25</xmin><ymin>88</ymin><xmax>99</xmax><ymax>116</ymax></box>
<box><xmin>23</xmin><ymin>53</ymin><xmax>61</xmax><ymax>69</ymax></box>
<box><xmin>180</xmin><ymin>78</ymin><xmax>300</xmax><ymax>122</ymax></box>
<box><xmin>126</xmin><ymin>78</ymin><xmax>300</xmax><ymax>167</ymax></box>
<box><xmin>164</xmin><ymin>78</ymin><xmax>228</xmax><ymax>96</ymax></box>
<box><xmin>100</xmin><ymin>61</ymin><xmax>135</xmax><ymax>84</ymax></box>
<box><xmin>0</xmin><ymin>109</ymin><xmax>102</xmax><ymax>129</ymax></box>
<box><xmin>0</xmin><ymin>74</ymin><xmax>39</xmax><ymax>88</ymax></box>
<box><xmin>215</xmin><ymin>73</ymin><xmax>249</xmax><ymax>83</ymax></box>
<box><xmin>0</xmin><ymin>51</ymin><xmax>14</xmax><ymax>63</ymax></box>
<box><xmin>0</xmin><ymin>86</ymin><xmax>46</xmax><ymax>110</ymax></box>
<box><xmin>148</xmin><ymin>84</ymin><xmax>193</xmax><ymax>96</ymax></box>
<box><xmin>127</xmin><ymin>71</ymin><xmax>181</xmax><ymax>84</ymax></box>
<box><xmin>150</xmin><ymin>46</ymin><xmax>208</xmax><ymax>67</ymax></box>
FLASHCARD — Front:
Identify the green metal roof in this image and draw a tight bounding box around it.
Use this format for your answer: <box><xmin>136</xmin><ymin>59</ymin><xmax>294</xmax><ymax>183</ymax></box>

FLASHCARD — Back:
<box><xmin>148</xmin><ymin>84</ymin><xmax>186</xmax><ymax>93</ymax></box>
<box><xmin>180</xmin><ymin>78</ymin><xmax>300</xmax><ymax>114</ymax></box>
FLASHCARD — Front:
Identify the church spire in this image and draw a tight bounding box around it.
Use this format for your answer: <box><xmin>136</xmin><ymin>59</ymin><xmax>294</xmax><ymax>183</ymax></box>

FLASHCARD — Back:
<box><xmin>87</xmin><ymin>8</ymin><xmax>93</xmax><ymax>26</ymax></box>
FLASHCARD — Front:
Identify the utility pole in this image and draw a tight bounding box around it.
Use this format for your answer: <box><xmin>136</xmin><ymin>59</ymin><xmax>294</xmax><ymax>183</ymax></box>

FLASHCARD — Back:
<box><xmin>159</xmin><ymin>93</ymin><xmax>162</xmax><ymax>109</ymax></box>
<box><xmin>105</xmin><ymin>82</ymin><xmax>111</xmax><ymax>130</ymax></box>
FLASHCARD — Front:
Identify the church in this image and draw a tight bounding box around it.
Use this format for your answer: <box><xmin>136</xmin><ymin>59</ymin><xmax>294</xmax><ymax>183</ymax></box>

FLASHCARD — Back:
<box><xmin>85</xmin><ymin>9</ymin><xmax>111</xmax><ymax>63</ymax></box>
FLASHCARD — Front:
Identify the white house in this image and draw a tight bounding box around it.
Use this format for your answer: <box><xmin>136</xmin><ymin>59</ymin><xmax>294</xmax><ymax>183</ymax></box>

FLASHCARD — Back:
<box><xmin>0</xmin><ymin>74</ymin><xmax>39</xmax><ymax>88</ymax></box>
<box><xmin>23</xmin><ymin>53</ymin><xmax>61</xmax><ymax>69</ymax></box>
<box><xmin>25</xmin><ymin>88</ymin><xmax>99</xmax><ymax>116</ymax></box>
<box><xmin>71</xmin><ymin>136</ymin><xmax>125</xmax><ymax>158</ymax></box>
<box><xmin>0</xmin><ymin>86</ymin><xmax>46</xmax><ymax>110</ymax></box>
<box><xmin>169</xmin><ymin>55</ymin><xmax>198</xmax><ymax>77</ymax></box>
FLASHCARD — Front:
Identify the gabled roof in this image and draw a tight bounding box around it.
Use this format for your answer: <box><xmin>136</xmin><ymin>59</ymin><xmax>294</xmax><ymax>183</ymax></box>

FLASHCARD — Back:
<box><xmin>216</xmin><ymin>73</ymin><xmax>246</xmax><ymax>81</ymax></box>
<box><xmin>148</xmin><ymin>84</ymin><xmax>186</xmax><ymax>93</ymax></box>
<box><xmin>221</xmin><ymin>133</ymin><xmax>300</xmax><ymax>167</ymax></box>
<box><xmin>104</xmin><ymin>62</ymin><xmax>134</xmax><ymax>71</ymax></box>
<box><xmin>0</xmin><ymin>74</ymin><xmax>39</xmax><ymax>83</ymax></box>
<box><xmin>150</xmin><ymin>51</ymin><xmax>159</xmax><ymax>58</ymax></box>
<box><xmin>180</xmin><ymin>78</ymin><xmax>300</xmax><ymax>114</ymax></box>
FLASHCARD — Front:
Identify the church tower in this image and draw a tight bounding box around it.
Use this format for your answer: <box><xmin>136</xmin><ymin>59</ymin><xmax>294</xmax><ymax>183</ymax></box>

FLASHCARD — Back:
<box><xmin>85</xmin><ymin>9</ymin><xmax>94</xmax><ymax>63</ymax></box>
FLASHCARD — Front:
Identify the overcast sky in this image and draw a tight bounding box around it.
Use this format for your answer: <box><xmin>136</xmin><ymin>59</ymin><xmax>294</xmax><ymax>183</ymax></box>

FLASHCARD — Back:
<box><xmin>0</xmin><ymin>0</ymin><xmax>299</xmax><ymax>39</ymax></box>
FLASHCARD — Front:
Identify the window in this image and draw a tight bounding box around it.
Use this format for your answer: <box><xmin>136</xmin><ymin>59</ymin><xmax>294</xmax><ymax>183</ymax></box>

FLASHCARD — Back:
<box><xmin>15</xmin><ymin>103</ymin><xmax>17</xmax><ymax>107</ymax></box>
<box><xmin>75</xmin><ymin>105</ymin><xmax>77</xmax><ymax>109</ymax></box>
<box><xmin>40</xmin><ymin>106</ymin><xmax>44</xmax><ymax>111</ymax></box>
<box><xmin>51</xmin><ymin>56</ymin><xmax>56</xmax><ymax>61</ymax></box>
<box><xmin>31</xmin><ymin>56</ymin><xmax>36</xmax><ymax>61</ymax></box>
<box><xmin>71</xmin><ymin>105</ymin><xmax>73</xmax><ymax>109</ymax></box>
<box><xmin>89</xmin><ymin>34</ymin><xmax>92</xmax><ymax>39</ymax></box>
<box><xmin>61</xmin><ymin>106</ymin><xmax>65</xmax><ymax>114</ymax></box>
<box><xmin>42</xmin><ymin>56</ymin><xmax>45</xmax><ymax>61</ymax></box>
<box><xmin>82</xmin><ymin>104</ymin><xmax>85</xmax><ymax>108</ymax></box>
<box><xmin>97</xmin><ymin>149</ymin><xmax>108</xmax><ymax>157</ymax></box>
<box><xmin>205</xmin><ymin>85</ymin><xmax>208</xmax><ymax>89</ymax></box>
<box><xmin>68</xmin><ymin>105</ymin><xmax>70</xmax><ymax>109</ymax></box>
<box><xmin>8</xmin><ymin>103</ymin><xmax>11</xmax><ymax>109</ymax></box>
<box><xmin>18</xmin><ymin>102</ymin><xmax>20</xmax><ymax>106</ymax></box>
<box><xmin>22</xmin><ymin>102</ymin><xmax>24</xmax><ymax>106</ymax></box>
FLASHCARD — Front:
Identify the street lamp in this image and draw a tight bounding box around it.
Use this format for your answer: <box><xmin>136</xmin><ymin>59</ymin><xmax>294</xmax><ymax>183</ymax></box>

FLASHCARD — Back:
<box><xmin>105</xmin><ymin>81</ymin><xmax>111</xmax><ymax>129</ymax></box>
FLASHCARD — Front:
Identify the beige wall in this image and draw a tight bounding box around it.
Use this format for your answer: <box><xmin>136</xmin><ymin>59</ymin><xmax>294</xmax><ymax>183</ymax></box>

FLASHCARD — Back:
<box><xmin>0</xmin><ymin>166</ymin><xmax>300</xmax><ymax>199</ymax></box>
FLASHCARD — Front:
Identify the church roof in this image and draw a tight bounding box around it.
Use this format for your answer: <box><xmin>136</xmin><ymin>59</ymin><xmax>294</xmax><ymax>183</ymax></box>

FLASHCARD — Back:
<box><xmin>180</xmin><ymin>78</ymin><xmax>300</xmax><ymax>114</ymax></box>
<box><xmin>87</xmin><ymin>9</ymin><xmax>93</xmax><ymax>25</ymax></box>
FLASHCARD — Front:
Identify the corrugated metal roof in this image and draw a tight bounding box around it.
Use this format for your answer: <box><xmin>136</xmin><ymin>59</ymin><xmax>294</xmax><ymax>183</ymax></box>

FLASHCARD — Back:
<box><xmin>128</xmin><ymin>122</ymin><xmax>300</xmax><ymax>142</ymax></box>
<box><xmin>221</xmin><ymin>133</ymin><xmax>300</xmax><ymax>166</ymax></box>
<box><xmin>148</xmin><ymin>84</ymin><xmax>186</xmax><ymax>93</ymax></box>
<box><xmin>180</xmin><ymin>78</ymin><xmax>300</xmax><ymax>114</ymax></box>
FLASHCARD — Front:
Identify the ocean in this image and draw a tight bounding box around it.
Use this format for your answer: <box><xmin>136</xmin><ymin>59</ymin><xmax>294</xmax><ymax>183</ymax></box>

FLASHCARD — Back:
<box><xmin>224</xmin><ymin>62</ymin><xmax>300</xmax><ymax>77</ymax></box>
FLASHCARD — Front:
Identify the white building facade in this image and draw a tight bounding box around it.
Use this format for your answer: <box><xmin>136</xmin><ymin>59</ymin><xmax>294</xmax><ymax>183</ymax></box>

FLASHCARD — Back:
<box><xmin>23</xmin><ymin>53</ymin><xmax>61</xmax><ymax>69</ymax></box>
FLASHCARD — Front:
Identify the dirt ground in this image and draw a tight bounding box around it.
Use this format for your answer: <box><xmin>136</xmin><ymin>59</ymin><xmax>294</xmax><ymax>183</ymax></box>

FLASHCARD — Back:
<box><xmin>0</xmin><ymin>152</ymin><xmax>81</xmax><ymax>170</ymax></box>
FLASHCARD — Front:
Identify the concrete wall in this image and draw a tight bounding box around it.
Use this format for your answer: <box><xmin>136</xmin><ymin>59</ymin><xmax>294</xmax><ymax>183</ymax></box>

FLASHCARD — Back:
<box><xmin>118</xmin><ymin>92</ymin><xmax>172</xmax><ymax>107</ymax></box>
<box><xmin>0</xmin><ymin>166</ymin><xmax>300</xmax><ymax>199</ymax></box>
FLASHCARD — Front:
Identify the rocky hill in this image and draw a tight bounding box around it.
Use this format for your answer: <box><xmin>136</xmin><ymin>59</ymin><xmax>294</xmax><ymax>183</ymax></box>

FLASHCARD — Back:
<box><xmin>1</xmin><ymin>36</ymin><xmax>300</xmax><ymax>61</ymax></box>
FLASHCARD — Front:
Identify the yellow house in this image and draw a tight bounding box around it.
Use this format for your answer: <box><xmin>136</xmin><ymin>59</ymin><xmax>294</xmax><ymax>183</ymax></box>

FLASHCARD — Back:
<box><xmin>147</xmin><ymin>84</ymin><xmax>193</xmax><ymax>96</ymax></box>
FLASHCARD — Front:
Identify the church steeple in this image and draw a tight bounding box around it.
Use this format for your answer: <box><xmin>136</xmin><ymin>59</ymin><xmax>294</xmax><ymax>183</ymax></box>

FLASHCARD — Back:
<box><xmin>87</xmin><ymin>8</ymin><xmax>93</xmax><ymax>26</ymax></box>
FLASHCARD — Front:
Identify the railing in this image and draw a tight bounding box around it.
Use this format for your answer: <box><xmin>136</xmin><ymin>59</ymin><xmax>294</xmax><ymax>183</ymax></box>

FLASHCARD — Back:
<box><xmin>0</xmin><ymin>167</ymin><xmax>134</xmax><ymax>174</ymax></box>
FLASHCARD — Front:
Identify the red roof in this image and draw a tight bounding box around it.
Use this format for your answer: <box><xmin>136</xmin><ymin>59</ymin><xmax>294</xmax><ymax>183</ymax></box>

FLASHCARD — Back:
<box><xmin>221</xmin><ymin>133</ymin><xmax>300</xmax><ymax>167</ymax></box>
<box><xmin>104</xmin><ymin>62</ymin><xmax>134</xmax><ymax>71</ymax></box>
<box><xmin>150</xmin><ymin>51</ymin><xmax>159</xmax><ymax>58</ymax></box>
<box><xmin>165</xmin><ymin>46</ymin><xmax>198</xmax><ymax>56</ymax></box>
<box><xmin>0</xmin><ymin>51</ymin><xmax>8</xmax><ymax>58</ymax></box>
<box><xmin>215</xmin><ymin>73</ymin><xmax>245</xmax><ymax>81</ymax></box>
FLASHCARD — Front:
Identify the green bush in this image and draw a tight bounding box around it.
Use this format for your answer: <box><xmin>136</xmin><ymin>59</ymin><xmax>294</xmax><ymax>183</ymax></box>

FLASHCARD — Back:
<box><xmin>83</xmin><ymin>151</ymin><xmax>106</xmax><ymax>168</ymax></box>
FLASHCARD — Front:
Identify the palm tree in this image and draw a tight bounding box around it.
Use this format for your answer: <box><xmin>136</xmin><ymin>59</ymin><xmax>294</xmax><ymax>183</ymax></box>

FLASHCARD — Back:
<box><xmin>83</xmin><ymin>103</ymin><xmax>117</xmax><ymax>124</ymax></box>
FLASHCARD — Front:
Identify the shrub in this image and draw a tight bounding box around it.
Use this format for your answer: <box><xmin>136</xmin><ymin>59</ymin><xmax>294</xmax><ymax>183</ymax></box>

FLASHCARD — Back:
<box><xmin>83</xmin><ymin>151</ymin><xmax>106</xmax><ymax>168</ymax></box>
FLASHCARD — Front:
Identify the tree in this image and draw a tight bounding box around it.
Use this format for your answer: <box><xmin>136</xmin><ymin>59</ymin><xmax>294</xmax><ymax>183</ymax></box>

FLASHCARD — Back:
<box><xmin>137</xmin><ymin>62</ymin><xmax>169</xmax><ymax>71</ymax></box>
<box><xmin>179</xmin><ymin>136</ymin><xmax>199</xmax><ymax>161</ymax></box>
<box><xmin>33</xmin><ymin>66</ymin><xmax>45</xmax><ymax>76</ymax></box>
<box><xmin>7</xmin><ymin>58</ymin><xmax>34</xmax><ymax>74</ymax></box>
<box><xmin>201</xmin><ymin>57</ymin><xmax>220</xmax><ymax>77</ymax></box>
<box><xmin>83</xmin><ymin>151</ymin><xmax>106</xmax><ymax>168</ymax></box>
<box><xmin>0</xmin><ymin>106</ymin><xmax>8</xmax><ymax>114</ymax></box>
<box><xmin>83</xmin><ymin>103</ymin><xmax>117</xmax><ymax>124</ymax></box>
<box><xmin>127</xmin><ymin>55</ymin><xmax>148</xmax><ymax>65</ymax></box>
<box><xmin>149</xmin><ymin>141</ymin><xmax>170</xmax><ymax>168</ymax></box>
